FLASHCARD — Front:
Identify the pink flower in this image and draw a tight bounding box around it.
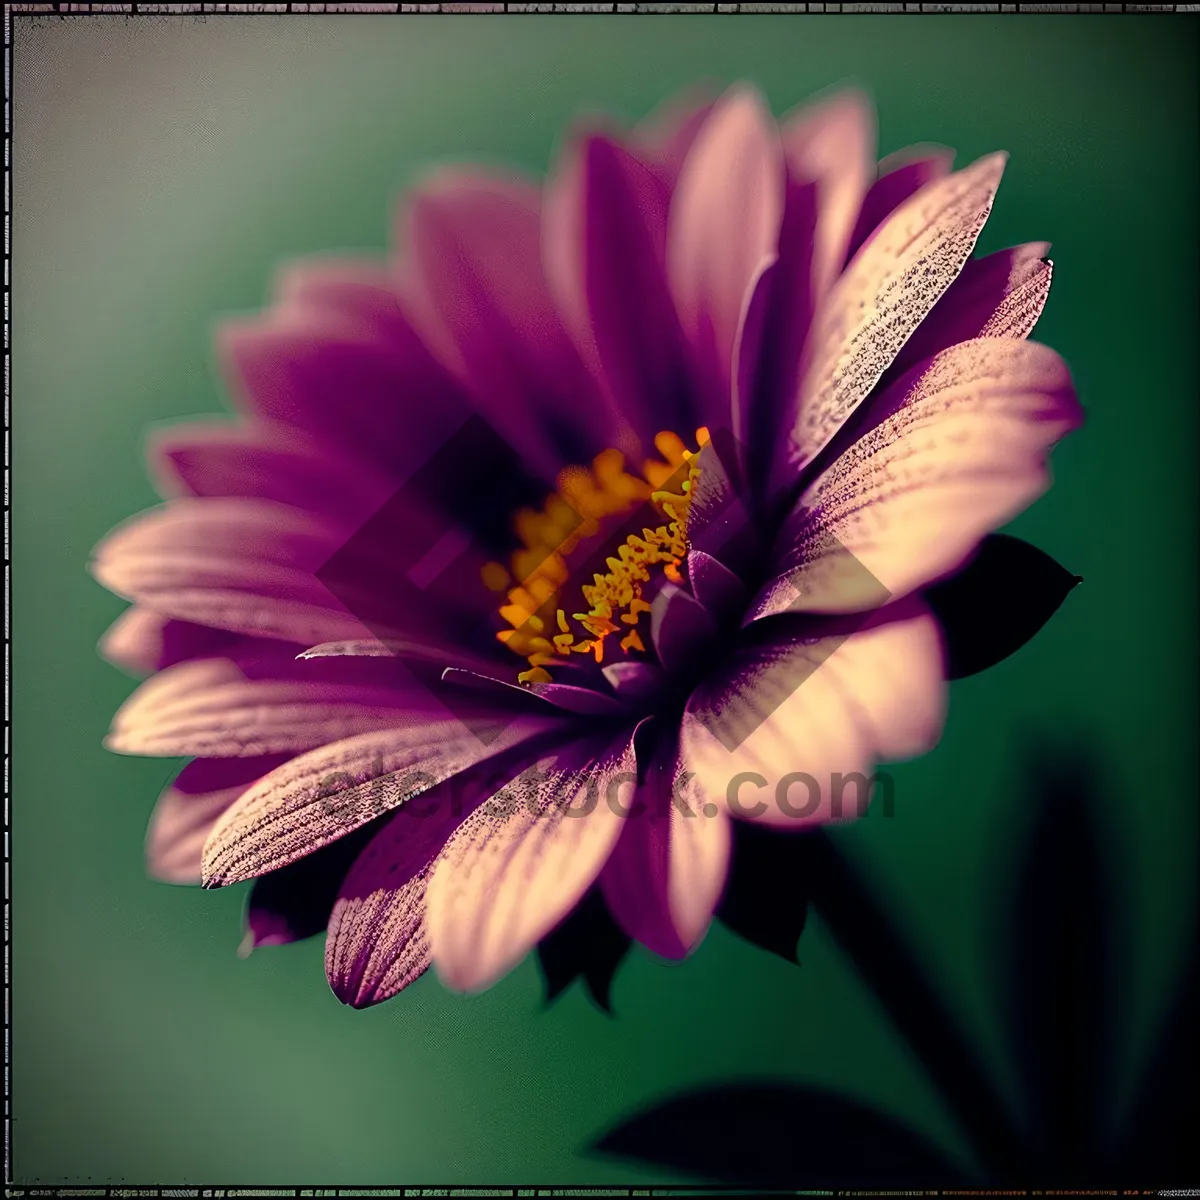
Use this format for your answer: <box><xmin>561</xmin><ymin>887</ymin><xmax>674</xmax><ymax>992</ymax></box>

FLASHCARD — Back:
<box><xmin>93</xmin><ymin>84</ymin><xmax>1081</xmax><ymax>1005</ymax></box>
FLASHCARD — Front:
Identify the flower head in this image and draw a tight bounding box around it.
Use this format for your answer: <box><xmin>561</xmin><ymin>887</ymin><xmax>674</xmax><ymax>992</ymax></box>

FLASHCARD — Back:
<box><xmin>94</xmin><ymin>84</ymin><xmax>1081</xmax><ymax>1005</ymax></box>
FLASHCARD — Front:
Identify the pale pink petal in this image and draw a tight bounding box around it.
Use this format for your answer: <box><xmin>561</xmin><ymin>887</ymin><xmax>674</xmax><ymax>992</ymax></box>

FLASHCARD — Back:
<box><xmin>752</xmin><ymin>338</ymin><xmax>1082</xmax><ymax>619</ymax></box>
<box><xmin>599</xmin><ymin>729</ymin><xmax>730</xmax><ymax>959</ymax></box>
<box><xmin>201</xmin><ymin>714</ymin><xmax>556</xmax><ymax>886</ymax></box>
<box><xmin>90</xmin><ymin>497</ymin><xmax>370</xmax><ymax>645</ymax></box>
<box><xmin>682</xmin><ymin>602</ymin><xmax>946</xmax><ymax>827</ymax></box>
<box><xmin>243</xmin><ymin>823</ymin><xmax>379</xmax><ymax>953</ymax></box>
<box><xmin>425</xmin><ymin>733</ymin><xmax>636</xmax><ymax>992</ymax></box>
<box><xmin>106</xmin><ymin>654</ymin><xmax>436</xmax><ymax>758</ymax></box>
<box><xmin>776</xmin><ymin>152</ymin><xmax>1009</xmax><ymax>490</ymax></box>
<box><xmin>146</xmin><ymin>756</ymin><xmax>288</xmax><ymax>885</ymax></box>
<box><xmin>667</xmin><ymin>85</ymin><xmax>785</xmax><ymax>428</ymax></box>
<box><xmin>99</xmin><ymin>607</ymin><xmax>245</xmax><ymax>676</ymax></box>
<box><xmin>781</xmin><ymin>88</ymin><xmax>876</xmax><ymax>305</ymax></box>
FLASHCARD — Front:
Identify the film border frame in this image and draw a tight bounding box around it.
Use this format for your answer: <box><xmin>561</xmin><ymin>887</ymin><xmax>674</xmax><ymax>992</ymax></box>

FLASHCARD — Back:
<box><xmin>3</xmin><ymin>2</ymin><xmax>1194</xmax><ymax>1195</ymax></box>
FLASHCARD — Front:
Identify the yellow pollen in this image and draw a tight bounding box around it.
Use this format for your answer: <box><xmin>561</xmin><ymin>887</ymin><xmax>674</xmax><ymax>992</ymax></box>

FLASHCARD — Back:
<box><xmin>485</xmin><ymin>429</ymin><xmax>708</xmax><ymax>682</ymax></box>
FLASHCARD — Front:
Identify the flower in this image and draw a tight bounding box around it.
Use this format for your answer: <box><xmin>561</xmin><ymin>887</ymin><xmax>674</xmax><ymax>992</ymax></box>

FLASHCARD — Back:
<box><xmin>93</xmin><ymin>83</ymin><xmax>1081</xmax><ymax>1006</ymax></box>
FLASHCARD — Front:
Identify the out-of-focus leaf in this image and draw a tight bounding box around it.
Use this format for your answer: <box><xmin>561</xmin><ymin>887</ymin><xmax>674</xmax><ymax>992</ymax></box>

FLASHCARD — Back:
<box><xmin>535</xmin><ymin>885</ymin><xmax>631</xmax><ymax>1015</ymax></box>
<box><xmin>1115</xmin><ymin>940</ymin><xmax>1199</xmax><ymax>1187</ymax></box>
<box><xmin>925</xmin><ymin>535</ymin><xmax>1080</xmax><ymax>679</ymax></box>
<box><xmin>716</xmin><ymin>820</ymin><xmax>811</xmax><ymax>962</ymax></box>
<box><xmin>592</xmin><ymin>1082</ymin><xmax>971</xmax><ymax>1187</ymax></box>
<box><xmin>997</xmin><ymin>748</ymin><xmax>1114</xmax><ymax>1179</ymax></box>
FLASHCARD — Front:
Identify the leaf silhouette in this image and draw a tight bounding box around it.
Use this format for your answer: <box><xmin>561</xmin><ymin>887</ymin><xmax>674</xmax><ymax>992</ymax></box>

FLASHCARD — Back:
<box><xmin>997</xmin><ymin>747</ymin><xmax>1115</xmax><ymax>1181</ymax></box>
<box><xmin>592</xmin><ymin>1082</ymin><xmax>971</xmax><ymax>1187</ymax></box>
<box><xmin>535</xmin><ymin>884</ymin><xmax>631</xmax><ymax>1014</ymax></box>
<box><xmin>1115</xmin><ymin>939</ymin><xmax>1200</xmax><ymax>1186</ymax></box>
<box><xmin>716</xmin><ymin>820</ymin><xmax>811</xmax><ymax>962</ymax></box>
<box><xmin>925</xmin><ymin>534</ymin><xmax>1081</xmax><ymax>679</ymax></box>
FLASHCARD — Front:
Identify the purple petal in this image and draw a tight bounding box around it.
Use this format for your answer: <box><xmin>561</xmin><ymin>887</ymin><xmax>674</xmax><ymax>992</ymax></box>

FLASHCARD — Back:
<box><xmin>781</xmin><ymin>88</ymin><xmax>876</xmax><ymax>304</ymax></box>
<box><xmin>543</xmin><ymin>133</ymin><xmax>694</xmax><ymax>445</ymax></box>
<box><xmin>846</xmin><ymin>145</ymin><xmax>956</xmax><ymax>260</ymax></box>
<box><xmin>732</xmin><ymin>178</ymin><xmax>819</xmax><ymax>493</ymax></box>
<box><xmin>99</xmin><ymin>607</ymin><xmax>261</xmax><ymax>676</ymax></box>
<box><xmin>398</xmin><ymin>170</ymin><xmax>624</xmax><ymax>483</ymax></box>
<box><xmin>885</xmin><ymin>243</ymin><xmax>1054</xmax><ymax>384</ymax></box>
<box><xmin>323</xmin><ymin>754</ymin><xmax>529</xmax><ymax>1007</ymax></box>
<box><xmin>440</xmin><ymin>667</ymin><xmax>624</xmax><ymax>717</ymax></box>
<box><xmin>149</xmin><ymin>422</ymin><xmax>395</xmax><ymax>529</ymax></box>
<box><xmin>107</xmin><ymin>652</ymin><xmax>442</xmax><ymax>759</ymax></box>
<box><xmin>650</xmin><ymin>584</ymin><xmax>718</xmax><ymax>678</ymax></box>
<box><xmin>602</xmin><ymin>661</ymin><xmax>666</xmax><ymax>705</ymax></box>
<box><xmin>215</xmin><ymin>279</ymin><xmax>473</xmax><ymax>481</ymax></box>
<box><xmin>682</xmin><ymin>601</ymin><xmax>946</xmax><ymax>827</ymax></box>
<box><xmin>630</xmin><ymin>87</ymin><xmax>717</xmax><ymax>194</ymax></box>
<box><xmin>244</xmin><ymin>822</ymin><xmax>377</xmax><ymax>952</ymax></box>
<box><xmin>687</xmin><ymin>550</ymin><xmax>746</xmax><ymax>624</ymax></box>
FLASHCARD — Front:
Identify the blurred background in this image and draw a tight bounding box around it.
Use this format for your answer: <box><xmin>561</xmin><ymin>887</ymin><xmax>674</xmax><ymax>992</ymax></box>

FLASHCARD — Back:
<box><xmin>12</xmin><ymin>10</ymin><xmax>1197</xmax><ymax>1186</ymax></box>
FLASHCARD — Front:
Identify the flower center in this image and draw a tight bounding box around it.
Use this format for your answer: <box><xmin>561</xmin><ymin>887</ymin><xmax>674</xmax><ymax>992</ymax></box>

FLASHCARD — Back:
<box><xmin>483</xmin><ymin>428</ymin><xmax>711</xmax><ymax>684</ymax></box>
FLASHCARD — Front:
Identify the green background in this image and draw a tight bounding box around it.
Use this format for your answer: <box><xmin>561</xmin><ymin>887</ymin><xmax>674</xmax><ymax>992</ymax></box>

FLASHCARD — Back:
<box><xmin>12</xmin><ymin>11</ymin><xmax>1197</xmax><ymax>1187</ymax></box>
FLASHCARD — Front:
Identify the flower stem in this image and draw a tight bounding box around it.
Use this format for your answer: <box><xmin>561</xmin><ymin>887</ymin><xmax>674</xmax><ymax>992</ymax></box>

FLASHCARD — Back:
<box><xmin>804</xmin><ymin>830</ymin><xmax>1028</xmax><ymax>1182</ymax></box>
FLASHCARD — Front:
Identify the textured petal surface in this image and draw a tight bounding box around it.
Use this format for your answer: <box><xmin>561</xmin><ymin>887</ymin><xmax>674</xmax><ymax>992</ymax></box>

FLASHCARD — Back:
<box><xmin>202</xmin><ymin>714</ymin><xmax>556</xmax><ymax>886</ymax></box>
<box><xmin>146</xmin><ymin>755</ymin><xmax>289</xmax><ymax>885</ymax></box>
<box><xmin>777</xmin><ymin>152</ymin><xmax>1009</xmax><ymax>488</ymax></box>
<box><xmin>682</xmin><ymin>603</ymin><xmax>946</xmax><ymax>827</ymax></box>
<box><xmin>886</xmin><ymin>242</ymin><xmax>1053</xmax><ymax>382</ymax></box>
<box><xmin>752</xmin><ymin>338</ymin><xmax>1083</xmax><ymax>619</ymax></box>
<box><xmin>324</xmin><ymin>756</ymin><xmax>526</xmax><ymax>1007</ymax></box>
<box><xmin>426</xmin><ymin>731</ymin><xmax>636</xmax><ymax>992</ymax></box>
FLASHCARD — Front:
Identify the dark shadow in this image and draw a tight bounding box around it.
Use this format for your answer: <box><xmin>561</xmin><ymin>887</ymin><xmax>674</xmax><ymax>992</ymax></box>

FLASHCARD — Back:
<box><xmin>591</xmin><ymin>1081</ymin><xmax>972</xmax><ymax>1188</ymax></box>
<box><xmin>535</xmin><ymin>884</ymin><xmax>632</xmax><ymax>1016</ymax></box>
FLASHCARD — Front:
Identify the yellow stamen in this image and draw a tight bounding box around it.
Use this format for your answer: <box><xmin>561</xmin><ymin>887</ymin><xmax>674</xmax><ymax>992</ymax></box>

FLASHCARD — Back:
<box><xmin>620</xmin><ymin>629</ymin><xmax>645</xmax><ymax>655</ymax></box>
<box><xmin>481</xmin><ymin>561</ymin><xmax>511</xmax><ymax>592</ymax></box>
<box><xmin>494</xmin><ymin>428</ymin><xmax>709</xmax><ymax>682</ymax></box>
